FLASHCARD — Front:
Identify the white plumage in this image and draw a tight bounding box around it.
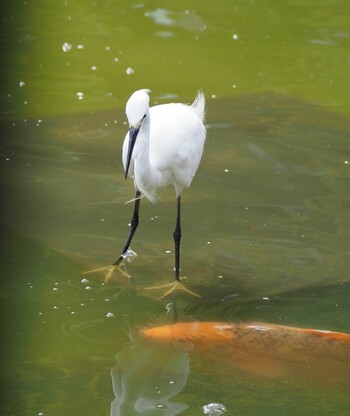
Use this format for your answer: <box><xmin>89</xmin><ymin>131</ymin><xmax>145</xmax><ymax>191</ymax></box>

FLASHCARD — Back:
<box><xmin>122</xmin><ymin>89</ymin><xmax>206</xmax><ymax>202</ymax></box>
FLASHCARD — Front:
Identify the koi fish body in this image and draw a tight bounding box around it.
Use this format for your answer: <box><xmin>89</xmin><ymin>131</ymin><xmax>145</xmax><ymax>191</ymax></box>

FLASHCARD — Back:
<box><xmin>141</xmin><ymin>322</ymin><xmax>350</xmax><ymax>383</ymax></box>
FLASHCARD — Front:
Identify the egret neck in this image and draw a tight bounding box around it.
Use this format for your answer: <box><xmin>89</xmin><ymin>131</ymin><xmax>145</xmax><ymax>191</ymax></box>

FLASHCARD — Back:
<box><xmin>132</xmin><ymin>111</ymin><xmax>160</xmax><ymax>202</ymax></box>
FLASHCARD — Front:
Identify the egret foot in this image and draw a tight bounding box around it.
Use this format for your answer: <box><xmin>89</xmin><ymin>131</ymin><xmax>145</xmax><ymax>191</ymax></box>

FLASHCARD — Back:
<box><xmin>83</xmin><ymin>263</ymin><xmax>131</xmax><ymax>283</ymax></box>
<box><xmin>145</xmin><ymin>279</ymin><xmax>200</xmax><ymax>299</ymax></box>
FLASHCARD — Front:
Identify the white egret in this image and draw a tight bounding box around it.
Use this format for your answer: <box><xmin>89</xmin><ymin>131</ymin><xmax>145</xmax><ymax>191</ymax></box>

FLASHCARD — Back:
<box><xmin>88</xmin><ymin>89</ymin><xmax>206</xmax><ymax>297</ymax></box>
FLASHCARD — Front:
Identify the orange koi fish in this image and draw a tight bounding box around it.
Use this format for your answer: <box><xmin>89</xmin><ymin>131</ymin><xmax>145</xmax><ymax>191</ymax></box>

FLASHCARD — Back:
<box><xmin>141</xmin><ymin>322</ymin><xmax>350</xmax><ymax>385</ymax></box>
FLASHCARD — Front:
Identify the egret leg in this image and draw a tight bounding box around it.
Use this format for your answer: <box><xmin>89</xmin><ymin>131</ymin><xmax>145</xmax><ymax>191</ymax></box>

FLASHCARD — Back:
<box><xmin>174</xmin><ymin>195</ymin><xmax>182</xmax><ymax>281</ymax></box>
<box><xmin>83</xmin><ymin>190</ymin><xmax>141</xmax><ymax>282</ymax></box>
<box><xmin>114</xmin><ymin>190</ymin><xmax>141</xmax><ymax>266</ymax></box>
<box><xmin>145</xmin><ymin>195</ymin><xmax>200</xmax><ymax>298</ymax></box>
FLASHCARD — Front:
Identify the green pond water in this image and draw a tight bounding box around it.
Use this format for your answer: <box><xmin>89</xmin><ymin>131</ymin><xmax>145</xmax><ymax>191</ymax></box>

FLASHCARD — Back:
<box><xmin>1</xmin><ymin>0</ymin><xmax>350</xmax><ymax>415</ymax></box>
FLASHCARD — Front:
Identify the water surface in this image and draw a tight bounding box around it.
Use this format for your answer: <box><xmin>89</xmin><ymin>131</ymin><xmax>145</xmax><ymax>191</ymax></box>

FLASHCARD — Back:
<box><xmin>1</xmin><ymin>1</ymin><xmax>350</xmax><ymax>415</ymax></box>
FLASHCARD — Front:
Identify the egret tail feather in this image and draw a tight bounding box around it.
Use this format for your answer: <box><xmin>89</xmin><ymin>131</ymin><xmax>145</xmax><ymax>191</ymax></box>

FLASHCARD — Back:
<box><xmin>191</xmin><ymin>90</ymin><xmax>206</xmax><ymax>121</ymax></box>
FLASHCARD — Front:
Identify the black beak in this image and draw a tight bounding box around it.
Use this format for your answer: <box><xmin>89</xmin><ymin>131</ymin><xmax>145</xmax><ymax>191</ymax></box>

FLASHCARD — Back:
<box><xmin>125</xmin><ymin>126</ymin><xmax>139</xmax><ymax>180</ymax></box>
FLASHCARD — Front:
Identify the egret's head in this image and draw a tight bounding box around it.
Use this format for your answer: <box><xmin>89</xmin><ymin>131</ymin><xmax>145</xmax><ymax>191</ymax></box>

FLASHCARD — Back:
<box><xmin>124</xmin><ymin>89</ymin><xmax>151</xmax><ymax>179</ymax></box>
<box><xmin>126</xmin><ymin>89</ymin><xmax>151</xmax><ymax>128</ymax></box>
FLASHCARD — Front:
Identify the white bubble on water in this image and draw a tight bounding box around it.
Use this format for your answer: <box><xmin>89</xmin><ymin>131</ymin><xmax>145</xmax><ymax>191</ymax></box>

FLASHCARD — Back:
<box><xmin>62</xmin><ymin>42</ymin><xmax>72</xmax><ymax>52</ymax></box>
<box><xmin>76</xmin><ymin>91</ymin><xmax>85</xmax><ymax>100</ymax></box>
<box><xmin>122</xmin><ymin>248</ymin><xmax>137</xmax><ymax>262</ymax></box>
<box><xmin>202</xmin><ymin>402</ymin><xmax>227</xmax><ymax>415</ymax></box>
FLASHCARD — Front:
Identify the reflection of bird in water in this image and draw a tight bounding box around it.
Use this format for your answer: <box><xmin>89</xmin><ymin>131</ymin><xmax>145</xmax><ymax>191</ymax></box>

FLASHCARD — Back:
<box><xmin>110</xmin><ymin>343</ymin><xmax>189</xmax><ymax>416</ymax></box>
<box><xmin>108</xmin><ymin>259</ymin><xmax>190</xmax><ymax>415</ymax></box>
<box><xmin>88</xmin><ymin>89</ymin><xmax>206</xmax><ymax>297</ymax></box>
<box><xmin>142</xmin><ymin>321</ymin><xmax>350</xmax><ymax>387</ymax></box>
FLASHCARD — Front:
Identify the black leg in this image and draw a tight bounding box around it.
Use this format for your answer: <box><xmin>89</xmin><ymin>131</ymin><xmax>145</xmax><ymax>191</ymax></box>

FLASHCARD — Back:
<box><xmin>143</xmin><ymin>194</ymin><xmax>199</xmax><ymax>297</ymax></box>
<box><xmin>173</xmin><ymin>195</ymin><xmax>181</xmax><ymax>282</ymax></box>
<box><xmin>113</xmin><ymin>190</ymin><xmax>141</xmax><ymax>266</ymax></box>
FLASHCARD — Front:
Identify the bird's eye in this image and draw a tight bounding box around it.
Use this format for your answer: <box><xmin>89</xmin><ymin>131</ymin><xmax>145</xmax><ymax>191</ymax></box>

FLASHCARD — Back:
<box><xmin>142</xmin><ymin>114</ymin><xmax>146</xmax><ymax>119</ymax></box>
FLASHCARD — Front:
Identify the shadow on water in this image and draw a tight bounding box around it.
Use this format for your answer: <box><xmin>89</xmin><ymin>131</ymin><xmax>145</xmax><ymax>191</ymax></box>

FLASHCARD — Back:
<box><xmin>185</xmin><ymin>280</ymin><xmax>350</xmax><ymax>331</ymax></box>
<box><xmin>1</xmin><ymin>93</ymin><xmax>350</xmax><ymax>415</ymax></box>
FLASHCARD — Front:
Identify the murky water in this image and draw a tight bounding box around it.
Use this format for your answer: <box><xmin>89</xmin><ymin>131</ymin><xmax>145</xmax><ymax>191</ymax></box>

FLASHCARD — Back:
<box><xmin>1</xmin><ymin>1</ymin><xmax>350</xmax><ymax>415</ymax></box>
